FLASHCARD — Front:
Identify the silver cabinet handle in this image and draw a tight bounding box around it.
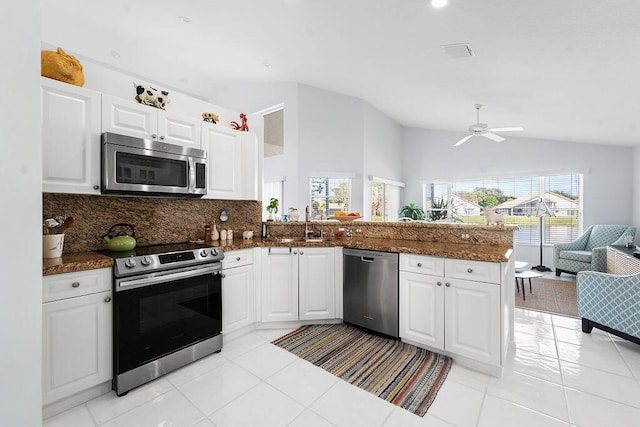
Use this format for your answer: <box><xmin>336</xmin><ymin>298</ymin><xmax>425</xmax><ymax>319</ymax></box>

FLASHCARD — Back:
<box><xmin>467</xmin><ymin>268</ymin><xmax>473</xmax><ymax>273</ymax></box>
<box><xmin>160</xmin><ymin>135</ymin><xmax>165</xmax><ymax>140</ymax></box>
<box><xmin>93</xmin><ymin>185</ymin><xmax>99</xmax><ymax>190</ymax></box>
<box><xmin>236</xmin><ymin>257</ymin><xmax>241</xmax><ymax>261</ymax></box>
<box><xmin>151</xmin><ymin>134</ymin><xmax>157</xmax><ymax>139</ymax></box>
<box><xmin>437</xmin><ymin>281</ymin><xmax>442</xmax><ymax>286</ymax></box>
<box><xmin>417</xmin><ymin>262</ymin><xmax>422</xmax><ymax>267</ymax></box>
<box><xmin>445</xmin><ymin>282</ymin><xmax>451</xmax><ymax>287</ymax></box>
<box><xmin>300</xmin><ymin>251</ymin><xmax>304</xmax><ymax>255</ymax></box>
<box><xmin>104</xmin><ymin>296</ymin><xmax>112</xmax><ymax>303</ymax></box>
<box><xmin>71</xmin><ymin>282</ymin><xmax>80</xmax><ymax>288</ymax></box>
<box><xmin>293</xmin><ymin>251</ymin><xmax>298</xmax><ymax>255</ymax></box>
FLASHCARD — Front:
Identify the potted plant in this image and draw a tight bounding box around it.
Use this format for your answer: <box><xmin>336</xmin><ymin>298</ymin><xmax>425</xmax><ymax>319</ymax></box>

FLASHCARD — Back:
<box><xmin>399</xmin><ymin>202</ymin><xmax>426</xmax><ymax>221</ymax></box>
<box><xmin>266</xmin><ymin>198</ymin><xmax>279</xmax><ymax>221</ymax></box>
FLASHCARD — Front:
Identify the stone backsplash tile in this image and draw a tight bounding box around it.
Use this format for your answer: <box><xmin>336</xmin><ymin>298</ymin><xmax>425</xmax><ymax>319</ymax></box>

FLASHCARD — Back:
<box><xmin>43</xmin><ymin>193</ymin><xmax>261</xmax><ymax>252</ymax></box>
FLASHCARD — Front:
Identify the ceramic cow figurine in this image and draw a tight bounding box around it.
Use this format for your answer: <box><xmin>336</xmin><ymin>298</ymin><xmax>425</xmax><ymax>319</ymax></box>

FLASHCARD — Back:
<box><xmin>133</xmin><ymin>83</ymin><xmax>170</xmax><ymax>110</ymax></box>
<box><xmin>482</xmin><ymin>208</ymin><xmax>504</xmax><ymax>225</ymax></box>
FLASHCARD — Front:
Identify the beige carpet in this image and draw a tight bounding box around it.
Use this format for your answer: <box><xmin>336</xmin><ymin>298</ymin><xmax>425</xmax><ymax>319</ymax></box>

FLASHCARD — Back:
<box><xmin>515</xmin><ymin>277</ymin><xmax>579</xmax><ymax>317</ymax></box>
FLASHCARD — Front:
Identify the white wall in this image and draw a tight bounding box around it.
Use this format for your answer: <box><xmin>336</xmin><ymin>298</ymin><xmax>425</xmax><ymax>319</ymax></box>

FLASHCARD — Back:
<box><xmin>208</xmin><ymin>83</ymin><xmax>405</xmax><ymax>217</ymax></box>
<box><xmin>206</xmin><ymin>82</ymin><xmax>301</xmax><ymax>213</ymax></box>
<box><xmin>297</xmin><ymin>84</ymin><xmax>365</xmax><ymax>212</ymax></box>
<box><xmin>402</xmin><ymin>127</ymin><xmax>635</xmax><ymax>267</ymax></box>
<box><xmin>1</xmin><ymin>2</ymin><xmax>43</xmax><ymax>425</ymax></box>
<box><xmin>633</xmin><ymin>146</ymin><xmax>640</xmax><ymax>228</ymax></box>
<box><xmin>363</xmin><ymin>103</ymin><xmax>404</xmax><ymax>219</ymax></box>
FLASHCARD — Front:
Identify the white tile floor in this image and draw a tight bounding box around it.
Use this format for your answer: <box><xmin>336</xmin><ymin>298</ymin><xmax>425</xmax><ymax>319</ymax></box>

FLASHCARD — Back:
<box><xmin>44</xmin><ymin>310</ymin><xmax>640</xmax><ymax>427</ymax></box>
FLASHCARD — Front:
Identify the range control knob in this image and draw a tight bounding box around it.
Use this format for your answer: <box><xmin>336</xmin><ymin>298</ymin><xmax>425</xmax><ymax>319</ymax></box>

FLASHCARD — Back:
<box><xmin>141</xmin><ymin>257</ymin><xmax>152</xmax><ymax>266</ymax></box>
<box><xmin>200</xmin><ymin>250</ymin><xmax>209</xmax><ymax>257</ymax></box>
<box><xmin>124</xmin><ymin>258</ymin><xmax>137</xmax><ymax>268</ymax></box>
<box><xmin>210</xmin><ymin>249</ymin><xmax>218</xmax><ymax>256</ymax></box>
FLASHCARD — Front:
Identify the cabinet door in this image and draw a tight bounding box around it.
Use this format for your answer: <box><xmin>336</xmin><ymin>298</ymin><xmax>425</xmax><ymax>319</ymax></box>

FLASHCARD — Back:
<box><xmin>222</xmin><ymin>264</ymin><xmax>255</xmax><ymax>334</ymax></box>
<box><xmin>42</xmin><ymin>291</ymin><xmax>112</xmax><ymax>405</ymax></box>
<box><xmin>399</xmin><ymin>271</ymin><xmax>445</xmax><ymax>350</ymax></box>
<box><xmin>201</xmin><ymin>123</ymin><xmax>243</xmax><ymax>200</ymax></box>
<box><xmin>299</xmin><ymin>247</ymin><xmax>335</xmax><ymax>320</ymax></box>
<box><xmin>261</xmin><ymin>248</ymin><xmax>298</xmax><ymax>322</ymax></box>
<box><xmin>41</xmin><ymin>78</ymin><xmax>101</xmax><ymax>194</ymax></box>
<box><xmin>444</xmin><ymin>278</ymin><xmax>500</xmax><ymax>366</ymax></box>
<box><xmin>102</xmin><ymin>94</ymin><xmax>157</xmax><ymax>140</ymax></box>
<box><xmin>240</xmin><ymin>132</ymin><xmax>260</xmax><ymax>201</ymax></box>
<box><xmin>159</xmin><ymin>111</ymin><xmax>202</xmax><ymax>148</ymax></box>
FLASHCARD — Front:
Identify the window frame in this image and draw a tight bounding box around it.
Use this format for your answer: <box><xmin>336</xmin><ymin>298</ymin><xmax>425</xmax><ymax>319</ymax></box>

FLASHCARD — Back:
<box><xmin>309</xmin><ymin>174</ymin><xmax>354</xmax><ymax>220</ymax></box>
<box><xmin>422</xmin><ymin>173</ymin><xmax>583</xmax><ymax>245</ymax></box>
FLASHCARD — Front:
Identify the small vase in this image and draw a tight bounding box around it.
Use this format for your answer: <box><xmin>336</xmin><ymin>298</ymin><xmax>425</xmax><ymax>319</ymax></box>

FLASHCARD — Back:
<box><xmin>211</xmin><ymin>223</ymin><xmax>219</xmax><ymax>241</ymax></box>
<box><xmin>267</xmin><ymin>212</ymin><xmax>275</xmax><ymax>221</ymax></box>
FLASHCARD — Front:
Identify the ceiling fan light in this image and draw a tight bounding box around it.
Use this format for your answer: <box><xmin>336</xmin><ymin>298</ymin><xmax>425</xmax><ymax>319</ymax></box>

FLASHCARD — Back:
<box><xmin>431</xmin><ymin>0</ymin><xmax>448</xmax><ymax>8</ymax></box>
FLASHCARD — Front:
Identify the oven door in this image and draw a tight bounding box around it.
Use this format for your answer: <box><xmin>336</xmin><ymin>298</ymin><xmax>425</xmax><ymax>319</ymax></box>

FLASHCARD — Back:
<box><xmin>113</xmin><ymin>264</ymin><xmax>222</xmax><ymax>378</ymax></box>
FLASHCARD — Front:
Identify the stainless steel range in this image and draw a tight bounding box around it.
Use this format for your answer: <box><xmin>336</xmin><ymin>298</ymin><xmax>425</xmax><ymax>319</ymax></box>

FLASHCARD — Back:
<box><xmin>103</xmin><ymin>243</ymin><xmax>224</xmax><ymax>396</ymax></box>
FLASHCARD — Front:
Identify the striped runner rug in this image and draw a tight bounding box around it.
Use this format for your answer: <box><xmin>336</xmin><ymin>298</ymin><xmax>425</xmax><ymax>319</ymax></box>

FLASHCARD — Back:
<box><xmin>271</xmin><ymin>323</ymin><xmax>452</xmax><ymax>417</ymax></box>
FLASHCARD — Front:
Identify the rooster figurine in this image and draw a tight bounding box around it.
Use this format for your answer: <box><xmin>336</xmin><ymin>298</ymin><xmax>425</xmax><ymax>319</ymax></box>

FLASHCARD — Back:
<box><xmin>230</xmin><ymin>113</ymin><xmax>249</xmax><ymax>131</ymax></box>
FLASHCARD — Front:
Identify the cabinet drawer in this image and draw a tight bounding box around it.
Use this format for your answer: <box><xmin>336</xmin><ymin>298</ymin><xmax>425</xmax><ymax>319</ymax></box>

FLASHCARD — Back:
<box><xmin>445</xmin><ymin>259</ymin><xmax>501</xmax><ymax>285</ymax></box>
<box><xmin>399</xmin><ymin>254</ymin><xmax>444</xmax><ymax>276</ymax></box>
<box><xmin>43</xmin><ymin>268</ymin><xmax>112</xmax><ymax>303</ymax></box>
<box><xmin>222</xmin><ymin>249</ymin><xmax>254</xmax><ymax>269</ymax></box>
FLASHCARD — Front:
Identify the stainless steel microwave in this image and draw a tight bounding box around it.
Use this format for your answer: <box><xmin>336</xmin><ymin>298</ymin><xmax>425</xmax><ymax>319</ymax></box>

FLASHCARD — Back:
<box><xmin>101</xmin><ymin>132</ymin><xmax>207</xmax><ymax>197</ymax></box>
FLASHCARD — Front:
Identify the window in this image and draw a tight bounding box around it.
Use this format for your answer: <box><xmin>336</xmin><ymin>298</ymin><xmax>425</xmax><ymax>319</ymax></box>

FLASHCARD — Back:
<box><xmin>310</xmin><ymin>176</ymin><xmax>351</xmax><ymax>219</ymax></box>
<box><xmin>423</xmin><ymin>173</ymin><xmax>583</xmax><ymax>245</ymax></box>
<box><xmin>263</xmin><ymin>176</ymin><xmax>285</xmax><ymax>221</ymax></box>
<box><xmin>370</xmin><ymin>177</ymin><xmax>403</xmax><ymax>222</ymax></box>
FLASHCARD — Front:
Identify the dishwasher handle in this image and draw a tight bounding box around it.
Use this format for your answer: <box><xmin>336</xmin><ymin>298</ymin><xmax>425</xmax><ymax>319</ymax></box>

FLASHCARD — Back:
<box><xmin>361</xmin><ymin>256</ymin><xmax>375</xmax><ymax>263</ymax></box>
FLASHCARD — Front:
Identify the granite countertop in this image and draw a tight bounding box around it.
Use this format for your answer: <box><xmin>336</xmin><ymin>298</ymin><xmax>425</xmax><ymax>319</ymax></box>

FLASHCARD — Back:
<box><xmin>43</xmin><ymin>237</ymin><xmax>513</xmax><ymax>276</ymax></box>
<box><xmin>43</xmin><ymin>251</ymin><xmax>114</xmax><ymax>276</ymax></box>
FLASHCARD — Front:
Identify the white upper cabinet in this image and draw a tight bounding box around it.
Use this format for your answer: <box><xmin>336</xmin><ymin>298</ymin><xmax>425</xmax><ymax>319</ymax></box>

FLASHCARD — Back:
<box><xmin>102</xmin><ymin>94</ymin><xmax>201</xmax><ymax>149</ymax></box>
<box><xmin>41</xmin><ymin>78</ymin><xmax>102</xmax><ymax>194</ymax></box>
<box><xmin>201</xmin><ymin>122</ymin><xmax>260</xmax><ymax>200</ymax></box>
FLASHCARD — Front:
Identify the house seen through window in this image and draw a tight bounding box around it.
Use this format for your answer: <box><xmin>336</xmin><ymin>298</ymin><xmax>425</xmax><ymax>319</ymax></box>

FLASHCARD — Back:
<box><xmin>423</xmin><ymin>173</ymin><xmax>583</xmax><ymax>245</ymax></box>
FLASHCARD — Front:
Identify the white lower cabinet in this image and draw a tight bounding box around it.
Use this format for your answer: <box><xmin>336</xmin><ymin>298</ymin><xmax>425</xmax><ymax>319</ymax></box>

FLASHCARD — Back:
<box><xmin>399</xmin><ymin>254</ymin><xmax>505</xmax><ymax>367</ymax></box>
<box><xmin>261</xmin><ymin>247</ymin><xmax>336</xmax><ymax>322</ymax></box>
<box><xmin>444</xmin><ymin>278</ymin><xmax>500</xmax><ymax>365</ymax></box>
<box><xmin>399</xmin><ymin>271</ymin><xmax>445</xmax><ymax>349</ymax></box>
<box><xmin>299</xmin><ymin>247</ymin><xmax>336</xmax><ymax>320</ymax></box>
<box><xmin>221</xmin><ymin>249</ymin><xmax>256</xmax><ymax>334</ymax></box>
<box><xmin>42</xmin><ymin>268</ymin><xmax>112</xmax><ymax>406</ymax></box>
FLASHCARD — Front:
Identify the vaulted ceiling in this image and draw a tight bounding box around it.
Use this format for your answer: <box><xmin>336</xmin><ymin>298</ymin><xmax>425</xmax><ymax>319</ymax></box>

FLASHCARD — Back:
<box><xmin>42</xmin><ymin>0</ymin><xmax>640</xmax><ymax>146</ymax></box>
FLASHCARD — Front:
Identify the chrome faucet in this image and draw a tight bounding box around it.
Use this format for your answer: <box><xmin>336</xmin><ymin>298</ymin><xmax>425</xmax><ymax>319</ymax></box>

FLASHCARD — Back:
<box><xmin>305</xmin><ymin>206</ymin><xmax>314</xmax><ymax>237</ymax></box>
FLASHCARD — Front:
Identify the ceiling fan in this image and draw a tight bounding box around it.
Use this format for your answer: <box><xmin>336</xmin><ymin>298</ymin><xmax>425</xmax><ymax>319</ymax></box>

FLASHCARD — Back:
<box><xmin>454</xmin><ymin>104</ymin><xmax>524</xmax><ymax>146</ymax></box>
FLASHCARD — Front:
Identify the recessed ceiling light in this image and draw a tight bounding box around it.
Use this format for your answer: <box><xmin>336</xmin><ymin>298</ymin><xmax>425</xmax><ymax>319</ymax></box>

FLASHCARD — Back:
<box><xmin>110</xmin><ymin>51</ymin><xmax>120</xmax><ymax>59</ymax></box>
<box><xmin>178</xmin><ymin>16</ymin><xmax>192</xmax><ymax>24</ymax></box>
<box><xmin>262</xmin><ymin>61</ymin><xmax>273</xmax><ymax>68</ymax></box>
<box><xmin>431</xmin><ymin>0</ymin><xmax>448</xmax><ymax>8</ymax></box>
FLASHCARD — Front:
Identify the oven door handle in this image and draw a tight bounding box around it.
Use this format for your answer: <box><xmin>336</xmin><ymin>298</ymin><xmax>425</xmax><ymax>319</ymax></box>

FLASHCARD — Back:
<box><xmin>117</xmin><ymin>265</ymin><xmax>220</xmax><ymax>290</ymax></box>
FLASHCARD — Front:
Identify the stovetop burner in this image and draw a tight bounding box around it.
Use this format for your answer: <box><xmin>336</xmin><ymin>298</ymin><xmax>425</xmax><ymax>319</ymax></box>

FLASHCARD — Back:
<box><xmin>98</xmin><ymin>242</ymin><xmax>225</xmax><ymax>278</ymax></box>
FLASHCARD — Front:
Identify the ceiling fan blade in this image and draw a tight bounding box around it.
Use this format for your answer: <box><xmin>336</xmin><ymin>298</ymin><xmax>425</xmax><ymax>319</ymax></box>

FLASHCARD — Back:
<box><xmin>483</xmin><ymin>132</ymin><xmax>506</xmax><ymax>142</ymax></box>
<box><xmin>454</xmin><ymin>135</ymin><xmax>474</xmax><ymax>147</ymax></box>
<box><xmin>487</xmin><ymin>126</ymin><xmax>524</xmax><ymax>132</ymax></box>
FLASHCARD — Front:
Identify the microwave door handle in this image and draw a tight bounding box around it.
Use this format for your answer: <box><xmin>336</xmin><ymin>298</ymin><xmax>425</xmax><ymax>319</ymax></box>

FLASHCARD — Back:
<box><xmin>187</xmin><ymin>157</ymin><xmax>196</xmax><ymax>193</ymax></box>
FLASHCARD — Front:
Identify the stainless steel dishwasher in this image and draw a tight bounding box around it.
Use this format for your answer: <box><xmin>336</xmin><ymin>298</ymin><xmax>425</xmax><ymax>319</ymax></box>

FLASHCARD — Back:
<box><xmin>343</xmin><ymin>249</ymin><xmax>399</xmax><ymax>338</ymax></box>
